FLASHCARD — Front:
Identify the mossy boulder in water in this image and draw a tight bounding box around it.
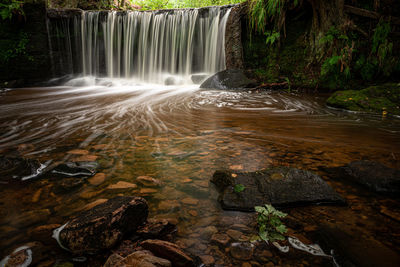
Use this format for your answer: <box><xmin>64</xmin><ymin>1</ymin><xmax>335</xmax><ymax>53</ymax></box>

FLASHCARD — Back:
<box><xmin>326</xmin><ymin>83</ymin><xmax>400</xmax><ymax>115</ymax></box>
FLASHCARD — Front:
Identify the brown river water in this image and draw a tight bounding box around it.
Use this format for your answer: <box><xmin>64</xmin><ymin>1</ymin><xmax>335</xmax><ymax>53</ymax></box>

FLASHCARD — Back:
<box><xmin>1</xmin><ymin>77</ymin><xmax>400</xmax><ymax>266</ymax></box>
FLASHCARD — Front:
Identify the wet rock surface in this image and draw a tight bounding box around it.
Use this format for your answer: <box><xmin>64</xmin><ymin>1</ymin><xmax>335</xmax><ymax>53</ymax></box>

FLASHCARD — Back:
<box><xmin>200</xmin><ymin>69</ymin><xmax>257</xmax><ymax>90</ymax></box>
<box><xmin>323</xmin><ymin>160</ymin><xmax>400</xmax><ymax>195</ymax></box>
<box><xmin>0</xmin><ymin>156</ymin><xmax>42</xmax><ymax>182</ymax></box>
<box><xmin>229</xmin><ymin>242</ymin><xmax>254</xmax><ymax>261</ymax></box>
<box><xmin>105</xmin><ymin>250</ymin><xmax>172</xmax><ymax>267</ymax></box>
<box><xmin>141</xmin><ymin>239</ymin><xmax>194</xmax><ymax>267</ymax></box>
<box><xmin>58</xmin><ymin>196</ymin><xmax>148</xmax><ymax>254</ymax></box>
<box><xmin>211</xmin><ymin>167</ymin><xmax>345</xmax><ymax>211</ymax></box>
<box><xmin>51</xmin><ymin>161</ymin><xmax>98</xmax><ymax>177</ymax></box>
<box><xmin>136</xmin><ymin>219</ymin><xmax>177</xmax><ymax>239</ymax></box>
<box><xmin>313</xmin><ymin>223</ymin><xmax>400</xmax><ymax>267</ymax></box>
<box><xmin>137</xmin><ymin>176</ymin><xmax>163</xmax><ymax>187</ymax></box>
<box><xmin>53</xmin><ymin>177</ymin><xmax>86</xmax><ymax>193</ymax></box>
<box><xmin>0</xmin><ymin>242</ymin><xmax>46</xmax><ymax>267</ymax></box>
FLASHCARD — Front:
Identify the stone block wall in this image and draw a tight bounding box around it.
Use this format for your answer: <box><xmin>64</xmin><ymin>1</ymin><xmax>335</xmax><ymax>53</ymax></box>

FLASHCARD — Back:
<box><xmin>225</xmin><ymin>3</ymin><xmax>245</xmax><ymax>70</ymax></box>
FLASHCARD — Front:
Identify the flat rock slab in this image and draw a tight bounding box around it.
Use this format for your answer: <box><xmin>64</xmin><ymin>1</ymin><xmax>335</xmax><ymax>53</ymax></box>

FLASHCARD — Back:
<box><xmin>58</xmin><ymin>196</ymin><xmax>148</xmax><ymax>254</ymax></box>
<box><xmin>323</xmin><ymin>161</ymin><xmax>400</xmax><ymax>195</ymax></box>
<box><xmin>211</xmin><ymin>167</ymin><xmax>345</xmax><ymax>211</ymax></box>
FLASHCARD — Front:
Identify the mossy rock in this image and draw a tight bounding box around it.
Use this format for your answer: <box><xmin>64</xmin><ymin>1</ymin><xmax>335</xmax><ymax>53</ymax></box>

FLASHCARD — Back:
<box><xmin>326</xmin><ymin>83</ymin><xmax>400</xmax><ymax>115</ymax></box>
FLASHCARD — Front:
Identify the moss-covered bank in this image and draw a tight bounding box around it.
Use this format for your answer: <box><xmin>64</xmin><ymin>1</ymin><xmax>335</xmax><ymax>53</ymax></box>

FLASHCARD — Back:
<box><xmin>326</xmin><ymin>83</ymin><xmax>400</xmax><ymax>115</ymax></box>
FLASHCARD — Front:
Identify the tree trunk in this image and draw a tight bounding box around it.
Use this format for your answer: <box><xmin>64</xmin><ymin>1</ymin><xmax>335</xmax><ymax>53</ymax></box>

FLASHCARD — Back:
<box><xmin>307</xmin><ymin>0</ymin><xmax>346</xmax><ymax>60</ymax></box>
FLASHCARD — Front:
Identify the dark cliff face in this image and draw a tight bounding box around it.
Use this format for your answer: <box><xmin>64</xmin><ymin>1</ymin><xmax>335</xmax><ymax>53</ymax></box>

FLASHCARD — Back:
<box><xmin>0</xmin><ymin>0</ymin><xmax>51</xmax><ymax>87</ymax></box>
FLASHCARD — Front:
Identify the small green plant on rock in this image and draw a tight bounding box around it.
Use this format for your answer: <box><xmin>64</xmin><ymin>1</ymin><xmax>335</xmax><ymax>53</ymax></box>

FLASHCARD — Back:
<box><xmin>255</xmin><ymin>204</ymin><xmax>287</xmax><ymax>243</ymax></box>
<box><xmin>234</xmin><ymin>183</ymin><xmax>246</xmax><ymax>193</ymax></box>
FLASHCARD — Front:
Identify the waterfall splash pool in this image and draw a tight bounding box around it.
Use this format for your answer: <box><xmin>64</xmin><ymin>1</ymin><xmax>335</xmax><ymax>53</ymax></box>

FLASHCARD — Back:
<box><xmin>1</xmin><ymin>78</ymin><xmax>400</xmax><ymax>265</ymax></box>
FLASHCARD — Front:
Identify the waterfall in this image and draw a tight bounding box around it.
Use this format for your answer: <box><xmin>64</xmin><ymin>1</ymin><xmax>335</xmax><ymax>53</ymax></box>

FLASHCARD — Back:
<box><xmin>47</xmin><ymin>7</ymin><xmax>231</xmax><ymax>84</ymax></box>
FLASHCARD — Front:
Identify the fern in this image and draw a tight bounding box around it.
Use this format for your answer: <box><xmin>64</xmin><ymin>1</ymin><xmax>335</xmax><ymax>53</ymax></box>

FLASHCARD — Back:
<box><xmin>265</xmin><ymin>30</ymin><xmax>280</xmax><ymax>46</ymax></box>
<box><xmin>255</xmin><ymin>204</ymin><xmax>288</xmax><ymax>243</ymax></box>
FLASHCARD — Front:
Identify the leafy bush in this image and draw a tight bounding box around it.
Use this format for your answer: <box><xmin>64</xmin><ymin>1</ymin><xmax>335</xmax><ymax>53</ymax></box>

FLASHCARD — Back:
<box><xmin>319</xmin><ymin>26</ymin><xmax>354</xmax><ymax>89</ymax></box>
<box><xmin>255</xmin><ymin>204</ymin><xmax>288</xmax><ymax>242</ymax></box>
<box><xmin>0</xmin><ymin>32</ymin><xmax>32</xmax><ymax>64</ymax></box>
<box><xmin>247</xmin><ymin>0</ymin><xmax>298</xmax><ymax>48</ymax></box>
<box><xmin>0</xmin><ymin>0</ymin><xmax>24</xmax><ymax>20</ymax></box>
<box><xmin>353</xmin><ymin>20</ymin><xmax>395</xmax><ymax>81</ymax></box>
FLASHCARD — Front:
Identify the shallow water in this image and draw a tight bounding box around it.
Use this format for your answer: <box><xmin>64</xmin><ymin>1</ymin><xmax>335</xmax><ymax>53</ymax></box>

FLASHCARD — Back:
<box><xmin>1</xmin><ymin>77</ymin><xmax>400</xmax><ymax>265</ymax></box>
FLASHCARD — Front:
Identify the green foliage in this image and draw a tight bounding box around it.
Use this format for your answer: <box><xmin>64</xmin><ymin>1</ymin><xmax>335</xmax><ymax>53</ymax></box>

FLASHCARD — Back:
<box><xmin>133</xmin><ymin>0</ymin><xmax>170</xmax><ymax>10</ymax></box>
<box><xmin>353</xmin><ymin>20</ymin><xmax>395</xmax><ymax>81</ymax></box>
<box><xmin>0</xmin><ymin>0</ymin><xmax>24</xmax><ymax>20</ymax></box>
<box><xmin>319</xmin><ymin>26</ymin><xmax>354</xmax><ymax>89</ymax></box>
<box><xmin>284</xmin><ymin>76</ymin><xmax>291</xmax><ymax>92</ymax></box>
<box><xmin>247</xmin><ymin>0</ymin><xmax>298</xmax><ymax>49</ymax></box>
<box><xmin>264</xmin><ymin>30</ymin><xmax>280</xmax><ymax>46</ymax></box>
<box><xmin>372</xmin><ymin>19</ymin><xmax>391</xmax><ymax>54</ymax></box>
<box><xmin>0</xmin><ymin>32</ymin><xmax>32</xmax><ymax>64</ymax></box>
<box><xmin>130</xmin><ymin>0</ymin><xmax>245</xmax><ymax>10</ymax></box>
<box><xmin>233</xmin><ymin>184</ymin><xmax>246</xmax><ymax>193</ymax></box>
<box><xmin>255</xmin><ymin>204</ymin><xmax>287</xmax><ymax>243</ymax></box>
<box><xmin>354</xmin><ymin>55</ymin><xmax>375</xmax><ymax>81</ymax></box>
<box><xmin>248</xmin><ymin>0</ymin><xmax>268</xmax><ymax>34</ymax></box>
<box><xmin>372</xmin><ymin>20</ymin><xmax>393</xmax><ymax>69</ymax></box>
<box><xmin>247</xmin><ymin>0</ymin><xmax>299</xmax><ymax>33</ymax></box>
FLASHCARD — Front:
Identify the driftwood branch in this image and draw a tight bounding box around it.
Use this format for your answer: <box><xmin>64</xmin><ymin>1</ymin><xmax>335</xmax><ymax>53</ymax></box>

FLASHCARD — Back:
<box><xmin>344</xmin><ymin>5</ymin><xmax>400</xmax><ymax>25</ymax></box>
<box><xmin>252</xmin><ymin>82</ymin><xmax>289</xmax><ymax>91</ymax></box>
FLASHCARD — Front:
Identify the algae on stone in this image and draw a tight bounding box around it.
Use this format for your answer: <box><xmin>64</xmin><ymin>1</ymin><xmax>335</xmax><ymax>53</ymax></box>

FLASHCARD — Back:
<box><xmin>326</xmin><ymin>83</ymin><xmax>400</xmax><ymax>115</ymax></box>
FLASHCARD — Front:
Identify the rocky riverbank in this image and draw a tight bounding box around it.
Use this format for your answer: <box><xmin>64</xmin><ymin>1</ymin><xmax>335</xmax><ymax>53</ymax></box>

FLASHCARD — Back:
<box><xmin>2</xmin><ymin>151</ymin><xmax>400</xmax><ymax>266</ymax></box>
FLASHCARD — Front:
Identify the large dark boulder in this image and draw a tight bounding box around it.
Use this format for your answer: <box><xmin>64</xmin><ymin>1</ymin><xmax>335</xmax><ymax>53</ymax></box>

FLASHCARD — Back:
<box><xmin>200</xmin><ymin>69</ymin><xmax>257</xmax><ymax>90</ymax></box>
<box><xmin>211</xmin><ymin>167</ymin><xmax>345</xmax><ymax>211</ymax></box>
<box><xmin>56</xmin><ymin>196</ymin><xmax>148</xmax><ymax>254</ymax></box>
<box><xmin>323</xmin><ymin>161</ymin><xmax>400</xmax><ymax>195</ymax></box>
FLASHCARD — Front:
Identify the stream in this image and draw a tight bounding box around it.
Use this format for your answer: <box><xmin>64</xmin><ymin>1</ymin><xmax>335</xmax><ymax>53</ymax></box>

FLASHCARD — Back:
<box><xmin>1</xmin><ymin>78</ymin><xmax>400</xmax><ymax>265</ymax></box>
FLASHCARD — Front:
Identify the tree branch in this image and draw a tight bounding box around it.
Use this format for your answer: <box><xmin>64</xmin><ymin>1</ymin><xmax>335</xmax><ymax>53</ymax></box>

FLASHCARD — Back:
<box><xmin>344</xmin><ymin>4</ymin><xmax>400</xmax><ymax>25</ymax></box>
